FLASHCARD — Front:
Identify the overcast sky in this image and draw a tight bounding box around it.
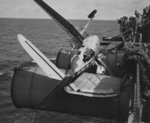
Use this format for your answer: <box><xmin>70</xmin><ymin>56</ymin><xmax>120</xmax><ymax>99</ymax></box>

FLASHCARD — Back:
<box><xmin>0</xmin><ymin>0</ymin><xmax>149</xmax><ymax>20</ymax></box>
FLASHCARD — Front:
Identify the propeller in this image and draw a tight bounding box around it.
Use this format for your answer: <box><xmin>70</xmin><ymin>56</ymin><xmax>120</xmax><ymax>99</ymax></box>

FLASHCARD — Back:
<box><xmin>72</xmin><ymin>9</ymin><xmax>97</xmax><ymax>49</ymax></box>
<box><xmin>80</xmin><ymin>9</ymin><xmax>97</xmax><ymax>35</ymax></box>
<box><xmin>33</xmin><ymin>0</ymin><xmax>103</xmax><ymax>90</ymax></box>
<box><xmin>34</xmin><ymin>0</ymin><xmax>100</xmax><ymax>77</ymax></box>
<box><xmin>88</xmin><ymin>10</ymin><xmax>97</xmax><ymax>19</ymax></box>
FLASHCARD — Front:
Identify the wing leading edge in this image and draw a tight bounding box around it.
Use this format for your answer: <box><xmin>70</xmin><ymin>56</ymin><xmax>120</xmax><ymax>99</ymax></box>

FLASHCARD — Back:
<box><xmin>34</xmin><ymin>0</ymin><xmax>84</xmax><ymax>47</ymax></box>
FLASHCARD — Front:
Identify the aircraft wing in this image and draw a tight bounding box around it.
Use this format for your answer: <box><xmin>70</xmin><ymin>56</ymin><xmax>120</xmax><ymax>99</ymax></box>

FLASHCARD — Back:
<box><xmin>64</xmin><ymin>73</ymin><xmax>121</xmax><ymax>97</ymax></box>
<box><xmin>34</xmin><ymin>0</ymin><xmax>84</xmax><ymax>47</ymax></box>
<box><xmin>17</xmin><ymin>34</ymin><xmax>65</xmax><ymax>80</ymax></box>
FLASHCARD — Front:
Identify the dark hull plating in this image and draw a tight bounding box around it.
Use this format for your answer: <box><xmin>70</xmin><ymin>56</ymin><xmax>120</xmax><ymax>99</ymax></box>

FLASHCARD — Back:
<box><xmin>11</xmin><ymin>62</ymin><xmax>135</xmax><ymax>120</ymax></box>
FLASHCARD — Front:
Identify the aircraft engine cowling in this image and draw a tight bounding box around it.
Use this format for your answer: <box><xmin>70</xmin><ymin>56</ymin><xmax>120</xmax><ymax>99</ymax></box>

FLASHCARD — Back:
<box><xmin>69</xmin><ymin>35</ymin><xmax>101</xmax><ymax>74</ymax></box>
<box><xmin>83</xmin><ymin>35</ymin><xmax>100</xmax><ymax>55</ymax></box>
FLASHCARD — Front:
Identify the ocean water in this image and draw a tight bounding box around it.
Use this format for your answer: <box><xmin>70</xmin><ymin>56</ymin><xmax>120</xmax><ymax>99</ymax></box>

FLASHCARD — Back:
<box><xmin>0</xmin><ymin>18</ymin><xmax>121</xmax><ymax>123</ymax></box>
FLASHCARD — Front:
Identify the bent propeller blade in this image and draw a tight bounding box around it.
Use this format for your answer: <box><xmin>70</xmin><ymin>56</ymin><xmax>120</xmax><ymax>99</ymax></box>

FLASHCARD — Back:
<box><xmin>80</xmin><ymin>9</ymin><xmax>97</xmax><ymax>35</ymax></box>
<box><xmin>17</xmin><ymin>34</ymin><xmax>65</xmax><ymax>80</ymax></box>
<box><xmin>88</xmin><ymin>10</ymin><xmax>97</xmax><ymax>19</ymax></box>
<box><xmin>34</xmin><ymin>0</ymin><xmax>83</xmax><ymax>45</ymax></box>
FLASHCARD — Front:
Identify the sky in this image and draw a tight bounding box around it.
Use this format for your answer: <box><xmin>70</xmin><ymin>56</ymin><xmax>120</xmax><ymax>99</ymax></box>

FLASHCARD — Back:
<box><xmin>0</xmin><ymin>0</ymin><xmax>149</xmax><ymax>20</ymax></box>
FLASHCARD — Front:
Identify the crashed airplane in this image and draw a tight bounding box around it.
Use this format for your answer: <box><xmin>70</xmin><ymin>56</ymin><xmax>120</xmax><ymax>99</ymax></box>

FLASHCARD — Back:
<box><xmin>11</xmin><ymin>0</ymin><xmax>150</xmax><ymax>122</ymax></box>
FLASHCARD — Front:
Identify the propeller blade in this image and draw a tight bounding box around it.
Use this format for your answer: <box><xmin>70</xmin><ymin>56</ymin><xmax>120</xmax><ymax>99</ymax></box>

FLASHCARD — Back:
<box><xmin>80</xmin><ymin>10</ymin><xmax>97</xmax><ymax>35</ymax></box>
<box><xmin>88</xmin><ymin>9</ymin><xmax>97</xmax><ymax>19</ymax></box>
<box><xmin>34</xmin><ymin>0</ymin><xmax>83</xmax><ymax>45</ymax></box>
